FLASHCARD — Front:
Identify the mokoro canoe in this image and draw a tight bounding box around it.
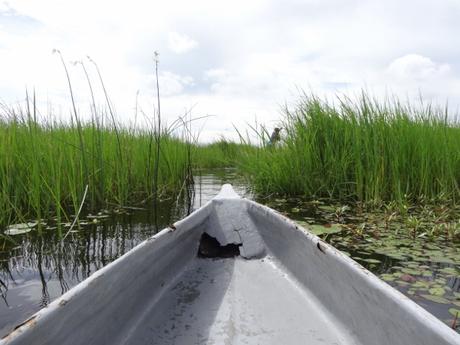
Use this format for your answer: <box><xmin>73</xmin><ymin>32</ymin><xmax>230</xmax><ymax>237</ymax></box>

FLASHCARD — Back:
<box><xmin>2</xmin><ymin>184</ymin><xmax>460</xmax><ymax>345</ymax></box>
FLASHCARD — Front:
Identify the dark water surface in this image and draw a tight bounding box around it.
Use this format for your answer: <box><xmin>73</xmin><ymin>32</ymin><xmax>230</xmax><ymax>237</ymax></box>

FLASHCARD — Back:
<box><xmin>0</xmin><ymin>169</ymin><xmax>250</xmax><ymax>338</ymax></box>
<box><xmin>1</xmin><ymin>169</ymin><xmax>460</xmax><ymax>336</ymax></box>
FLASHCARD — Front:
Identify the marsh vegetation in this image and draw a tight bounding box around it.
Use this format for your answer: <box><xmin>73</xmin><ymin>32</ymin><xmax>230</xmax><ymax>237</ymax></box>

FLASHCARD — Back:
<box><xmin>241</xmin><ymin>94</ymin><xmax>460</xmax><ymax>205</ymax></box>
<box><xmin>0</xmin><ymin>111</ymin><xmax>194</xmax><ymax>232</ymax></box>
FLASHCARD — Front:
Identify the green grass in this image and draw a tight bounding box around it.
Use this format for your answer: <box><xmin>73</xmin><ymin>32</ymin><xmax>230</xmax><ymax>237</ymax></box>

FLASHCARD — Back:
<box><xmin>4</xmin><ymin>91</ymin><xmax>460</xmax><ymax>227</ymax></box>
<box><xmin>240</xmin><ymin>93</ymin><xmax>460</xmax><ymax>204</ymax></box>
<box><xmin>0</xmin><ymin>109</ymin><xmax>193</xmax><ymax>228</ymax></box>
<box><xmin>193</xmin><ymin>138</ymin><xmax>253</xmax><ymax>169</ymax></box>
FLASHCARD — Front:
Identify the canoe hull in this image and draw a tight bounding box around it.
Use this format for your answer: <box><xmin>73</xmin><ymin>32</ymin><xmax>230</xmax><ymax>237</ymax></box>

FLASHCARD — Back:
<box><xmin>2</xmin><ymin>184</ymin><xmax>459</xmax><ymax>345</ymax></box>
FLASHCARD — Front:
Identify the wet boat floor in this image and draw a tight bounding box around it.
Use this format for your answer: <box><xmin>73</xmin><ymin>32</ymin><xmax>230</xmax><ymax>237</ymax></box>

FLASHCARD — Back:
<box><xmin>127</xmin><ymin>257</ymin><xmax>351</xmax><ymax>345</ymax></box>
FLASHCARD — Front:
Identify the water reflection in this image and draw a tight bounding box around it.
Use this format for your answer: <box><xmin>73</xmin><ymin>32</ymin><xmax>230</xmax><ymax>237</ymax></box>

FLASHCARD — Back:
<box><xmin>193</xmin><ymin>168</ymin><xmax>252</xmax><ymax>208</ymax></box>
<box><xmin>0</xmin><ymin>169</ymin><xmax>250</xmax><ymax>337</ymax></box>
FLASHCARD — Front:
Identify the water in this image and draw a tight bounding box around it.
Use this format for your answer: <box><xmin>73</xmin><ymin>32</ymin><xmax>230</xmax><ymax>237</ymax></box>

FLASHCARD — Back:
<box><xmin>193</xmin><ymin>168</ymin><xmax>252</xmax><ymax>207</ymax></box>
<box><xmin>0</xmin><ymin>168</ymin><xmax>249</xmax><ymax>338</ymax></box>
<box><xmin>1</xmin><ymin>169</ymin><xmax>460</xmax><ymax>336</ymax></box>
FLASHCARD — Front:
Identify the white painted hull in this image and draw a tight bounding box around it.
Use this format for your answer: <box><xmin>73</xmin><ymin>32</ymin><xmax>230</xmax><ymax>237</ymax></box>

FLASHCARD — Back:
<box><xmin>2</xmin><ymin>185</ymin><xmax>459</xmax><ymax>345</ymax></box>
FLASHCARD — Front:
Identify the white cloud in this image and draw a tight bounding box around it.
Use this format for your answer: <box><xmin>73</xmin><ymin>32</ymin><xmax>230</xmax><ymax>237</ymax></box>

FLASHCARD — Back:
<box><xmin>0</xmin><ymin>1</ymin><xmax>10</xmax><ymax>13</ymax></box>
<box><xmin>167</xmin><ymin>32</ymin><xmax>197</xmax><ymax>54</ymax></box>
<box><xmin>1</xmin><ymin>0</ymin><xmax>460</xmax><ymax>141</ymax></box>
<box><xmin>158</xmin><ymin>71</ymin><xmax>194</xmax><ymax>96</ymax></box>
<box><xmin>204</xmin><ymin>68</ymin><xmax>229</xmax><ymax>80</ymax></box>
<box><xmin>387</xmin><ymin>54</ymin><xmax>451</xmax><ymax>80</ymax></box>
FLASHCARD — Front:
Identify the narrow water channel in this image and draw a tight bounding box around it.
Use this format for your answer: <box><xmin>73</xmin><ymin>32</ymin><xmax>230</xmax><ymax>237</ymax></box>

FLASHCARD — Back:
<box><xmin>1</xmin><ymin>169</ymin><xmax>459</xmax><ymax>337</ymax></box>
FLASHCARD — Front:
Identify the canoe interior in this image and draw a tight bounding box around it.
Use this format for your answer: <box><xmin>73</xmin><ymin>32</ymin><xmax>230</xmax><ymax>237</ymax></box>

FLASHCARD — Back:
<box><xmin>2</xmin><ymin>185</ymin><xmax>459</xmax><ymax>345</ymax></box>
<box><xmin>126</xmin><ymin>257</ymin><xmax>349</xmax><ymax>345</ymax></box>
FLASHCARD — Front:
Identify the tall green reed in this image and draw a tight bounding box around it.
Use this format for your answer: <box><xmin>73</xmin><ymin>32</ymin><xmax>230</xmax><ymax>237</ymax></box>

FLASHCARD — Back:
<box><xmin>0</xmin><ymin>107</ymin><xmax>192</xmax><ymax>228</ymax></box>
<box><xmin>193</xmin><ymin>138</ymin><xmax>245</xmax><ymax>168</ymax></box>
<box><xmin>240</xmin><ymin>93</ymin><xmax>460</xmax><ymax>204</ymax></box>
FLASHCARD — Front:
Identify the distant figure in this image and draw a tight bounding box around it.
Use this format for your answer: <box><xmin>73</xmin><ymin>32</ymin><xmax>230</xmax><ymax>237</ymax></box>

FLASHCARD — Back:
<box><xmin>268</xmin><ymin>127</ymin><xmax>282</xmax><ymax>146</ymax></box>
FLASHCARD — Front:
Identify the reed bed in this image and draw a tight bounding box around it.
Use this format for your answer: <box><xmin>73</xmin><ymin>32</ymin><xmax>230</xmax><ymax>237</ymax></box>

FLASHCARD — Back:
<box><xmin>0</xmin><ymin>109</ymin><xmax>192</xmax><ymax>228</ymax></box>
<box><xmin>240</xmin><ymin>94</ymin><xmax>460</xmax><ymax>204</ymax></box>
<box><xmin>193</xmin><ymin>139</ymin><xmax>248</xmax><ymax>168</ymax></box>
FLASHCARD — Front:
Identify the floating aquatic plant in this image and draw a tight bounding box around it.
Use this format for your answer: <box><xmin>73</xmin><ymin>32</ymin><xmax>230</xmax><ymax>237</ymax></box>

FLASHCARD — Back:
<box><xmin>4</xmin><ymin>222</ymin><xmax>37</xmax><ymax>235</ymax></box>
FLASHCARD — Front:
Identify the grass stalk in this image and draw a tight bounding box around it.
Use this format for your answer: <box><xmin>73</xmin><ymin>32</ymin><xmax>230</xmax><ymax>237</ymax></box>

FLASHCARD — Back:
<box><xmin>152</xmin><ymin>51</ymin><xmax>161</xmax><ymax>206</ymax></box>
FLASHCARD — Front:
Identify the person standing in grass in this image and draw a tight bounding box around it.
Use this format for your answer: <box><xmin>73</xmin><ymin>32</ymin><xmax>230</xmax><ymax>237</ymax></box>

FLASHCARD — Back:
<box><xmin>267</xmin><ymin>127</ymin><xmax>282</xmax><ymax>146</ymax></box>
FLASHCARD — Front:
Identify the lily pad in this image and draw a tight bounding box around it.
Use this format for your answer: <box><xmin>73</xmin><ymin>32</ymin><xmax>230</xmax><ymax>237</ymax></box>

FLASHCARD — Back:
<box><xmin>439</xmin><ymin>267</ymin><xmax>458</xmax><ymax>275</ymax></box>
<box><xmin>308</xmin><ymin>224</ymin><xmax>342</xmax><ymax>236</ymax></box>
<box><xmin>420</xmin><ymin>294</ymin><xmax>451</xmax><ymax>304</ymax></box>
<box><xmin>396</xmin><ymin>280</ymin><xmax>411</xmax><ymax>286</ymax></box>
<box><xmin>360</xmin><ymin>258</ymin><xmax>382</xmax><ymax>264</ymax></box>
<box><xmin>424</xmin><ymin>244</ymin><xmax>441</xmax><ymax>250</ymax></box>
<box><xmin>87</xmin><ymin>214</ymin><xmax>109</xmax><ymax>220</ymax></box>
<box><xmin>412</xmin><ymin>256</ymin><xmax>429</xmax><ymax>262</ymax></box>
<box><xmin>412</xmin><ymin>281</ymin><xmax>430</xmax><ymax>288</ymax></box>
<box><xmin>4</xmin><ymin>222</ymin><xmax>37</xmax><ymax>235</ymax></box>
<box><xmin>421</xmin><ymin>270</ymin><xmax>433</xmax><ymax>277</ymax></box>
<box><xmin>401</xmin><ymin>268</ymin><xmax>422</xmax><ymax>276</ymax></box>
<box><xmin>386</xmin><ymin>253</ymin><xmax>407</xmax><ymax>260</ymax></box>
<box><xmin>391</xmin><ymin>272</ymin><xmax>403</xmax><ymax>278</ymax></box>
<box><xmin>449</xmin><ymin>308</ymin><xmax>460</xmax><ymax>317</ymax></box>
<box><xmin>380</xmin><ymin>274</ymin><xmax>395</xmax><ymax>282</ymax></box>
<box><xmin>430</xmin><ymin>256</ymin><xmax>455</xmax><ymax>265</ymax></box>
<box><xmin>428</xmin><ymin>287</ymin><xmax>445</xmax><ymax>296</ymax></box>
<box><xmin>295</xmin><ymin>220</ymin><xmax>311</xmax><ymax>231</ymax></box>
<box><xmin>317</xmin><ymin>205</ymin><xmax>336</xmax><ymax>212</ymax></box>
<box><xmin>435</xmin><ymin>278</ymin><xmax>448</xmax><ymax>285</ymax></box>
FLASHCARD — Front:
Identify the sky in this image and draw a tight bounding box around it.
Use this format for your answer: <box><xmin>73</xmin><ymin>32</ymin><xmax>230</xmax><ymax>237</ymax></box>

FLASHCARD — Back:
<box><xmin>1</xmin><ymin>0</ymin><xmax>459</xmax><ymax>141</ymax></box>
